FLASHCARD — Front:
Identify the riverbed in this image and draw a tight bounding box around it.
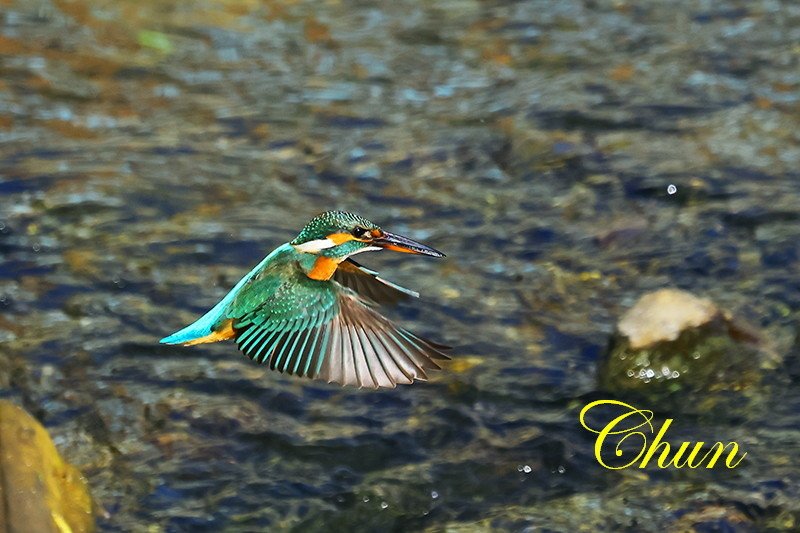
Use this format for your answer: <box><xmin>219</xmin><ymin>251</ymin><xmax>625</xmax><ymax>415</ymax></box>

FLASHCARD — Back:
<box><xmin>0</xmin><ymin>0</ymin><xmax>798</xmax><ymax>531</ymax></box>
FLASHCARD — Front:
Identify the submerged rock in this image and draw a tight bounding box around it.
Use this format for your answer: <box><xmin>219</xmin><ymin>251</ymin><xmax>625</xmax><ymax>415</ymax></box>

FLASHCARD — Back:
<box><xmin>599</xmin><ymin>289</ymin><xmax>764</xmax><ymax>409</ymax></box>
<box><xmin>0</xmin><ymin>401</ymin><xmax>95</xmax><ymax>533</ymax></box>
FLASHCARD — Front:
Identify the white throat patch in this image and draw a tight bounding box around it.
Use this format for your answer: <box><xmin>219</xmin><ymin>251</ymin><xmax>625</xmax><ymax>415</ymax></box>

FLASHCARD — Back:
<box><xmin>293</xmin><ymin>238</ymin><xmax>336</xmax><ymax>254</ymax></box>
<box><xmin>348</xmin><ymin>245</ymin><xmax>381</xmax><ymax>256</ymax></box>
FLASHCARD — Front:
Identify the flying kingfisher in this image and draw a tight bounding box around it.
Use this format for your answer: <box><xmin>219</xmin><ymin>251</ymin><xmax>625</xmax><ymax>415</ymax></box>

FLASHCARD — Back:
<box><xmin>160</xmin><ymin>211</ymin><xmax>449</xmax><ymax>389</ymax></box>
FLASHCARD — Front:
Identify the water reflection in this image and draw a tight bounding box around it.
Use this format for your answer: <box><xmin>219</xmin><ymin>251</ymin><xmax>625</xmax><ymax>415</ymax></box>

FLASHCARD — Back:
<box><xmin>0</xmin><ymin>0</ymin><xmax>799</xmax><ymax>531</ymax></box>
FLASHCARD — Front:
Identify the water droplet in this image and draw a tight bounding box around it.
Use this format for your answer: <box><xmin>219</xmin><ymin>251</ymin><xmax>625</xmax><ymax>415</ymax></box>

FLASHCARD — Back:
<box><xmin>671</xmin><ymin>371</ymin><xmax>680</xmax><ymax>378</ymax></box>
<box><xmin>32</xmin><ymin>243</ymin><xmax>41</xmax><ymax>252</ymax></box>
<box><xmin>557</xmin><ymin>465</ymin><xmax>566</xmax><ymax>474</ymax></box>
<box><xmin>626</xmin><ymin>369</ymin><xmax>634</xmax><ymax>377</ymax></box>
<box><xmin>667</xmin><ymin>184</ymin><xmax>677</xmax><ymax>195</ymax></box>
<box><xmin>380</xmin><ymin>502</ymin><xmax>388</xmax><ymax>510</ymax></box>
<box><xmin>362</xmin><ymin>496</ymin><xmax>370</xmax><ymax>503</ymax></box>
<box><xmin>517</xmin><ymin>465</ymin><xmax>524</xmax><ymax>472</ymax></box>
<box><xmin>431</xmin><ymin>491</ymin><xmax>439</xmax><ymax>499</ymax></box>
<box><xmin>523</xmin><ymin>465</ymin><xmax>532</xmax><ymax>474</ymax></box>
<box><xmin>28</xmin><ymin>57</ymin><xmax>46</xmax><ymax>70</ymax></box>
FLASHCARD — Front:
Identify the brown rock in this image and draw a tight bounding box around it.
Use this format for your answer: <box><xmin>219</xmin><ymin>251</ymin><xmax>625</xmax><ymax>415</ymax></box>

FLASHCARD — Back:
<box><xmin>0</xmin><ymin>401</ymin><xmax>95</xmax><ymax>533</ymax></box>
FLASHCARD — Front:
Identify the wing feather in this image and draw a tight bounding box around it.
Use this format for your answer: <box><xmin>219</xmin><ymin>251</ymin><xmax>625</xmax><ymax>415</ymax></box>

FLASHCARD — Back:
<box><xmin>228</xmin><ymin>258</ymin><xmax>448</xmax><ymax>388</ymax></box>
<box><xmin>333</xmin><ymin>259</ymin><xmax>419</xmax><ymax>305</ymax></box>
<box><xmin>290</xmin><ymin>327</ymin><xmax>313</xmax><ymax>375</ymax></box>
<box><xmin>357</xmin><ymin>327</ymin><xmax>391</xmax><ymax>387</ymax></box>
<box><xmin>366</xmin><ymin>329</ymin><xmax>414</xmax><ymax>385</ymax></box>
<box><xmin>359</xmin><ymin>301</ymin><xmax>424</xmax><ymax>381</ymax></box>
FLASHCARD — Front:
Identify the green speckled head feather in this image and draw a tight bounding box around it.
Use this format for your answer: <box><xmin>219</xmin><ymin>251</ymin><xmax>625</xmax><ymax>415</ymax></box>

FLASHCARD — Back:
<box><xmin>291</xmin><ymin>210</ymin><xmax>379</xmax><ymax>245</ymax></box>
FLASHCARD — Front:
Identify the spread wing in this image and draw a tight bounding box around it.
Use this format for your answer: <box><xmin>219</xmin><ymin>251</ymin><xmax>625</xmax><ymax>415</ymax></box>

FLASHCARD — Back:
<box><xmin>226</xmin><ymin>266</ymin><xmax>448</xmax><ymax>389</ymax></box>
<box><xmin>332</xmin><ymin>259</ymin><xmax>419</xmax><ymax>305</ymax></box>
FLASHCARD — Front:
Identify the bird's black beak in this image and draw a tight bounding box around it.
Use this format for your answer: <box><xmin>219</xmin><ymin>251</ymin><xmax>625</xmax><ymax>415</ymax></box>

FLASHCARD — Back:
<box><xmin>373</xmin><ymin>231</ymin><xmax>445</xmax><ymax>257</ymax></box>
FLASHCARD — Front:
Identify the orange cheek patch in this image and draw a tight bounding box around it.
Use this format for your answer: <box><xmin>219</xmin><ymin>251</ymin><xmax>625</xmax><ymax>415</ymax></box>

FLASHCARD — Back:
<box><xmin>327</xmin><ymin>232</ymin><xmax>356</xmax><ymax>245</ymax></box>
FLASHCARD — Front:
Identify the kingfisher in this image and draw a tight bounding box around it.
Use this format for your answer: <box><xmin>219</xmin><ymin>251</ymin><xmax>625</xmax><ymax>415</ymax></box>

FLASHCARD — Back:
<box><xmin>160</xmin><ymin>210</ymin><xmax>449</xmax><ymax>389</ymax></box>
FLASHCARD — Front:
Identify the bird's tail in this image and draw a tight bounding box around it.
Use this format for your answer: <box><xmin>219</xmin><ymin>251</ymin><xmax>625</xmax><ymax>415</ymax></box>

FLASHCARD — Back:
<box><xmin>159</xmin><ymin>305</ymin><xmax>226</xmax><ymax>345</ymax></box>
<box><xmin>159</xmin><ymin>243</ymin><xmax>292</xmax><ymax>345</ymax></box>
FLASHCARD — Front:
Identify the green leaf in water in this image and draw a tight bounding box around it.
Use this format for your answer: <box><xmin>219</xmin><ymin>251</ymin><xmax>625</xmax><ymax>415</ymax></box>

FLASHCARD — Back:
<box><xmin>138</xmin><ymin>30</ymin><xmax>173</xmax><ymax>53</ymax></box>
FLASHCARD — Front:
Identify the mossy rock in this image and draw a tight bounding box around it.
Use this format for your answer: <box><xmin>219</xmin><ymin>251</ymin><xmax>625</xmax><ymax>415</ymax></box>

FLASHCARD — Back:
<box><xmin>598</xmin><ymin>289</ymin><xmax>765</xmax><ymax>413</ymax></box>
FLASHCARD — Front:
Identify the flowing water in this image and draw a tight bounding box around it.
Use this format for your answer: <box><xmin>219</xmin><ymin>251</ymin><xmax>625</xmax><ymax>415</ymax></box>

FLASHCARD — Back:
<box><xmin>1</xmin><ymin>0</ymin><xmax>799</xmax><ymax>531</ymax></box>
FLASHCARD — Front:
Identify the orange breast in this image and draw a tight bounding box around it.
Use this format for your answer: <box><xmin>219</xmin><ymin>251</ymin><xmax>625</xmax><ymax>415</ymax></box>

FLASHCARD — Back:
<box><xmin>307</xmin><ymin>255</ymin><xmax>340</xmax><ymax>281</ymax></box>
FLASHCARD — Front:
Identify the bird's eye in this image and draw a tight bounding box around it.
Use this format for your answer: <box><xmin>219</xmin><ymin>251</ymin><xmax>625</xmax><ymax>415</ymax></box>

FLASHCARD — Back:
<box><xmin>352</xmin><ymin>227</ymin><xmax>369</xmax><ymax>239</ymax></box>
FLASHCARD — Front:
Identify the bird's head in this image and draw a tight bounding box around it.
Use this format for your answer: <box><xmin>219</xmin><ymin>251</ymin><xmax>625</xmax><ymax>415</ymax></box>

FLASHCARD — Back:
<box><xmin>291</xmin><ymin>210</ymin><xmax>444</xmax><ymax>260</ymax></box>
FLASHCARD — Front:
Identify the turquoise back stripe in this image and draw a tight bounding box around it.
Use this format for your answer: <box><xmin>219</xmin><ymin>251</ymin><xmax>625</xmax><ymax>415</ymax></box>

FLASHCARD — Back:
<box><xmin>159</xmin><ymin>243</ymin><xmax>292</xmax><ymax>344</ymax></box>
